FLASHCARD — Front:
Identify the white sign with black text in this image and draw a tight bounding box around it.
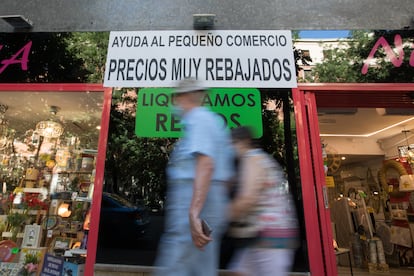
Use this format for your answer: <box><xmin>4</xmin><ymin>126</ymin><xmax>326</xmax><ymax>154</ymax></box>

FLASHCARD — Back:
<box><xmin>104</xmin><ymin>30</ymin><xmax>296</xmax><ymax>88</ymax></box>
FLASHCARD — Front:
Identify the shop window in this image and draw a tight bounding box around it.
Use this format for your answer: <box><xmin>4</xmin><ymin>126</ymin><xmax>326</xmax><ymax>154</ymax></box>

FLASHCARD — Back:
<box><xmin>96</xmin><ymin>89</ymin><xmax>308</xmax><ymax>272</ymax></box>
<box><xmin>0</xmin><ymin>88</ymin><xmax>103</xmax><ymax>273</ymax></box>
<box><xmin>303</xmin><ymin>69</ymin><xmax>313</xmax><ymax>80</ymax></box>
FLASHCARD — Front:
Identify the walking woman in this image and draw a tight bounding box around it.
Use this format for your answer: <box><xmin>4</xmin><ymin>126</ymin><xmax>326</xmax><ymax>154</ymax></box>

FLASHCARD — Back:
<box><xmin>228</xmin><ymin>126</ymin><xmax>300</xmax><ymax>276</ymax></box>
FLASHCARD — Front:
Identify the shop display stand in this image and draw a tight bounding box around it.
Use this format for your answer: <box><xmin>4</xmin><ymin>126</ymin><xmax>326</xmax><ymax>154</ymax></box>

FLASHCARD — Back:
<box><xmin>0</xmin><ymin>149</ymin><xmax>95</xmax><ymax>276</ymax></box>
<box><xmin>335</xmin><ymin>248</ymin><xmax>353</xmax><ymax>276</ymax></box>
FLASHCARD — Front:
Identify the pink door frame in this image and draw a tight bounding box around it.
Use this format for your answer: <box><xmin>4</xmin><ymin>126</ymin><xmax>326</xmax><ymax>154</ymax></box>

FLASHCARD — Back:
<box><xmin>292</xmin><ymin>88</ymin><xmax>336</xmax><ymax>276</ymax></box>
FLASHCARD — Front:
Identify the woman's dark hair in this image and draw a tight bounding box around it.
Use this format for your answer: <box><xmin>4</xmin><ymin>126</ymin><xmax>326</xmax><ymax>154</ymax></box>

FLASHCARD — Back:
<box><xmin>231</xmin><ymin>126</ymin><xmax>263</xmax><ymax>148</ymax></box>
<box><xmin>231</xmin><ymin>126</ymin><xmax>253</xmax><ymax>142</ymax></box>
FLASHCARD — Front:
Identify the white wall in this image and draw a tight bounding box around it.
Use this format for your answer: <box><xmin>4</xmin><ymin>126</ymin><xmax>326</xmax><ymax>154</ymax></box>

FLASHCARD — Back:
<box><xmin>294</xmin><ymin>39</ymin><xmax>349</xmax><ymax>65</ymax></box>
<box><xmin>322</xmin><ymin>136</ymin><xmax>385</xmax><ymax>155</ymax></box>
<box><xmin>378</xmin><ymin>131</ymin><xmax>414</xmax><ymax>159</ymax></box>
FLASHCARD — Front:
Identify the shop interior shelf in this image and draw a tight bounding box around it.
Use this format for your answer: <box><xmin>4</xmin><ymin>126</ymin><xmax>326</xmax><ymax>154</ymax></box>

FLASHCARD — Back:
<box><xmin>74</xmin><ymin>197</ymin><xmax>92</xmax><ymax>202</ymax></box>
<box><xmin>10</xmin><ymin>209</ymin><xmax>47</xmax><ymax>215</ymax></box>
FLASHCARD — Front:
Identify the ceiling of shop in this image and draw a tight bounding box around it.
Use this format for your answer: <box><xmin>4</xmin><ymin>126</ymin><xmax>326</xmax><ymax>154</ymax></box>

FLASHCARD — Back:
<box><xmin>0</xmin><ymin>91</ymin><xmax>104</xmax><ymax>147</ymax></box>
<box><xmin>0</xmin><ymin>0</ymin><xmax>413</xmax><ymax>32</ymax></box>
<box><xmin>316</xmin><ymin>89</ymin><xmax>414</xmax><ymax>166</ymax></box>
<box><xmin>318</xmin><ymin>107</ymin><xmax>414</xmax><ymax>165</ymax></box>
<box><xmin>316</xmin><ymin>89</ymin><xmax>414</xmax><ymax>141</ymax></box>
<box><xmin>318</xmin><ymin>108</ymin><xmax>414</xmax><ymax>140</ymax></box>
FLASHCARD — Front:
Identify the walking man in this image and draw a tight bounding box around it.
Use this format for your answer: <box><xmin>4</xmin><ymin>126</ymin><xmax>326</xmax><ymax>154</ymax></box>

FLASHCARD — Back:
<box><xmin>154</xmin><ymin>77</ymin><xmax>234</xmax><ymax>276</ymax></box>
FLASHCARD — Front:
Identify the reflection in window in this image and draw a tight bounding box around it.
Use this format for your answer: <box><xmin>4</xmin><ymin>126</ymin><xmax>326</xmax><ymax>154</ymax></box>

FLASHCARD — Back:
<box><xmin>0</xmin><ymin>89</ymin><xmax>104</xmax><ymax>272</ymax></box>
<box><xmin>0</xmin><ymin>90</ymin><xmax>103</xmax><ymax>198</ymax></box>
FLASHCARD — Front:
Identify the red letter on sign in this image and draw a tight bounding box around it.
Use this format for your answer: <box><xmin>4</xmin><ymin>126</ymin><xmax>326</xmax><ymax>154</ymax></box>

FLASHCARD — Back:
<box><xmin>0</xmin><ymin>41</ymin><xmax>32</xmax><ymax>74</ymax></box>
<box><xmin>361</xmin><ymin>35</ymin><xmax>404</xmax><ymax>75</ymax></box>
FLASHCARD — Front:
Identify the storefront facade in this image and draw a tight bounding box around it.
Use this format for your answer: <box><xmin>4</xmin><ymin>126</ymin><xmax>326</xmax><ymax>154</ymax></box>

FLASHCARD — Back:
<box><xmin>1</xmin><ymin>82</ymin><xmax>414</xmax><ymax>275</ymax></box>
<box><xmin>0</xmin><ymin>1</ymin><xmax>413</xmax><ymax>275</ymax></box>
<box><xmin>0</xmin><ymin>43</ymin><xmax>414</xmax><ymax>276</ymax></box>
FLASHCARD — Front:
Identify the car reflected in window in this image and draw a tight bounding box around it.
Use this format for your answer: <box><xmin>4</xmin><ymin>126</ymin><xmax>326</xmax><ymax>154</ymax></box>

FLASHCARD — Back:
<box><xmin>99</xmin><ymin>192</ymin><xmax>150</xmax><ymax>246</ymax></box>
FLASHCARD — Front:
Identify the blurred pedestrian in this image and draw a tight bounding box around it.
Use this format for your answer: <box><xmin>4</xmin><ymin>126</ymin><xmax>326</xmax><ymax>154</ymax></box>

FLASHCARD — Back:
<box><xmin>154</xmin><ymin>77</ymin><xmax>234</xmax><ymax>276</ymax></box>
<box><xmin>227</xmin><ymin>126</ymin><xmax>300</xmax><ymax>276</ymax></box>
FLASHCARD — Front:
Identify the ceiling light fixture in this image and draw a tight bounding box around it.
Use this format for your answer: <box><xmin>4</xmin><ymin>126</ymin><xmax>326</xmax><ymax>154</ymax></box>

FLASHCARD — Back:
<box><xmin>320</xmin><ymin>117</ymin><xmax>414</xmax><ymax>137</ymax></box>
<box><xmin>57</xmin><ymin>202</ymin><xmax>72</xmax><ymax>218</ymax></box>
<box><xmin>193</xmin><ymin>14</ymin><xmax>215</xmax><ymax>30</ymax></box>
<box><xmin>35</xmin><ymin>106</ymin><xmax>64</xmax><ymax>138</ymax></box>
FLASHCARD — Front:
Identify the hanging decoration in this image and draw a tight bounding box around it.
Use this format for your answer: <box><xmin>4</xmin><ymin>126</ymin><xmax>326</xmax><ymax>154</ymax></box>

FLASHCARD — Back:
<box><xmin>35</xmin><ymin>106</ymin><xmax>64</xmax><ymax>139</ymax></box>
<box><xmin>400</xmin><ymin>130</ymin><xmax>414</xmax><ymax>166</ymax></box>
<box><xmin>0</xmin><ymin>104</ymin><xmax>15</xmax><ymax>152</ymax></box>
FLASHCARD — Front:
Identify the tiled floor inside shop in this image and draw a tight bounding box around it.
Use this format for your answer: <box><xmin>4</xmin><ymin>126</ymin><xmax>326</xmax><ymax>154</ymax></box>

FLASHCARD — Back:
<box><xmin>337</xmin><ymin>265</ymin><xmax>414</xmax><ymax>275</ymax></box>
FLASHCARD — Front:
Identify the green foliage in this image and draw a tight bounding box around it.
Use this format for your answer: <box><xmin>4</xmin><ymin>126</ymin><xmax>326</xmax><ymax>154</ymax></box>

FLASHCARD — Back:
<box><xmin>65</xmin><ymin>32</ymin><xmax>110</xmax><ymax>83</ymax></box>
<box><xmin>24</xmin><ymin>251</ymin><xmax>40</xmax><ymax>264</ymax></box>
<box><xmin>7</xmin><ymin>211</ymin><xmax>28</xmax><ymax>240</ymax></box>
<box><xmin>291</xmin><ymin>31</ymin><xmax>300</xmax><ymax>40</ymax></box>
<box><xmin>104</xmin><ymin>88</ymin><xmax>173</xmax><ymax>205</ymax></box>
<box><xmin>0</xmin><ymin>33</ymin><xmax>88</xmax><ymax>82</ymax></box>
<box><xmin>0</xmin><ymin>32</ymin><xmax>109</xmax><ymax>83</ymax></box>
<box><xmin>105</xmin><ymin>88</ymin><xmax>294</xmax><ymax>207</ymax></box>
<box><xmin>313</xmin><ymin>47</ymin><xmax>359</xmax><ymax>82</ymax></box>
<box><xmin>259</xmin><ymin>90</ymin><xmax>297</xmax><ymax>169</ymax></box>
<box><xmin>312</xmin><ymin>30</ymin><xmax>414</xmax><ymax>82</ymax></box>
<box><xmin>71</xmin><ymin>202</ymin><xmax>85</xmax><ymax>221</ymax></box>
<box><xmin>6</xmin><ymin>211</ymin><xmax>28</xmax><ymax>228</ymax></box>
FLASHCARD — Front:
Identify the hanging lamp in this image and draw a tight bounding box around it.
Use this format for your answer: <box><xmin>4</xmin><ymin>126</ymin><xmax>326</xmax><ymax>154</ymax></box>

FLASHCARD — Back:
<box><xmin>35</xmin><ymin>106</ymin><xmax>64</xmax><ymax>138</ymax></box>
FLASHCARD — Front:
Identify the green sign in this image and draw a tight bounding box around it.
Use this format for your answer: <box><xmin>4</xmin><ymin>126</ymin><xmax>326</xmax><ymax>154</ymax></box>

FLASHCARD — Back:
<box><xmin>135</xmin><ymin>88</ymin><xmax>262</xmax><ymax>138</ymax></box>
